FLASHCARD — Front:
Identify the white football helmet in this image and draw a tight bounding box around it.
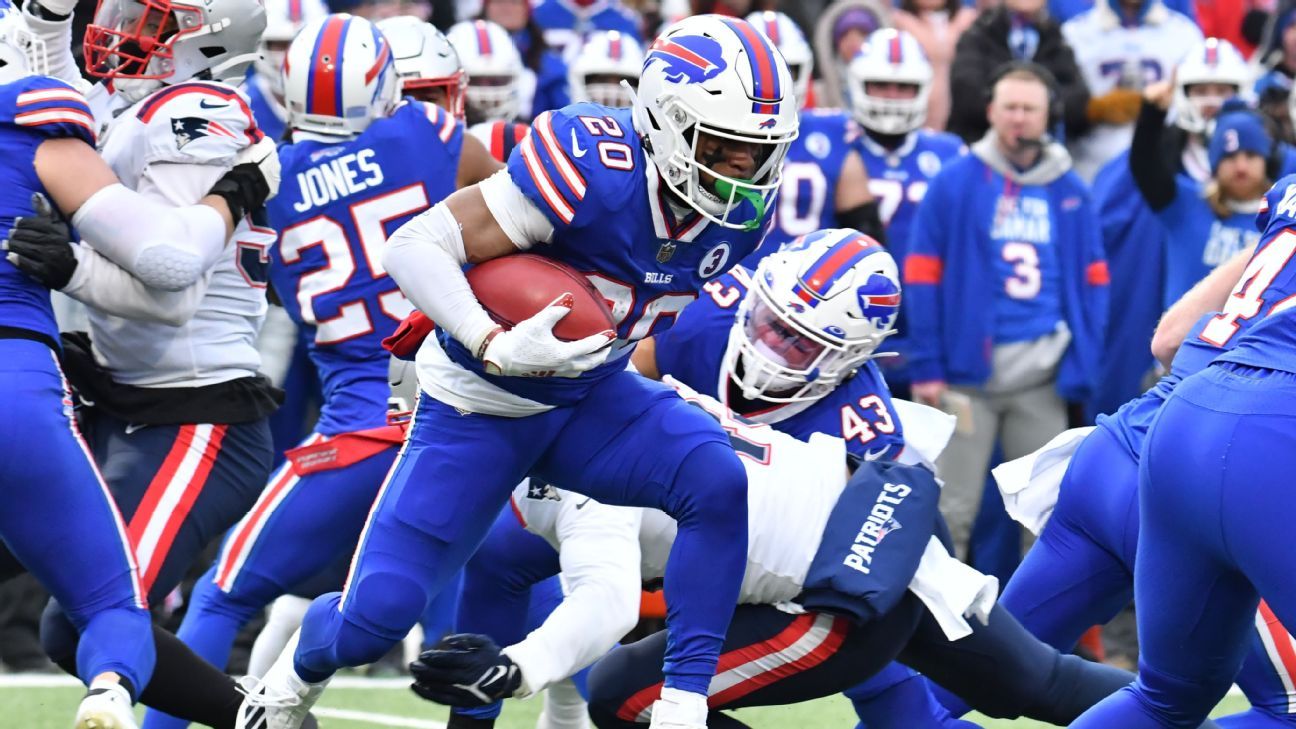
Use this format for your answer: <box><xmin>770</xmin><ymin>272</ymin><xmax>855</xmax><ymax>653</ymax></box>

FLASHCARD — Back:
<box><xmin>845</xmin><ymin>29</ymin><xmax>931</xmax><ymax>135</ymax></box>
<box><xmin>745</xmin><ymin>11</ymin><xmax>812</xmax><ymax>109</ymax></box>
<box><xmin>448</xmin><ymin>19</ymin><xmax>523</xmax><ymax>124</ymax></box>
<box><xmin>724</xmin><ymin>228</ymin><xmax>900</xmax><ymax>403</ymax></box>
<box><xmin>283</xmin><ymin>14</ymin><xmax>398</xmax><ymax>137</ymax></box>
<box><xmin>378</xmin><ymin>16</ymin><xmax>466</xmax><ymax>118</ymax></box>
<box><xmin>255</xmin><ymin>0</ymin><xmax>328</xmax><ymax>98</ymax></box>
<box><xmin>1174</xmin><ymin>38</ymin><xmax>1250</xmax><ymax>135</ymax></box>
<box><xmin>633</xmin><ymin>15</ymin><xmax>799</xmax><ymax>231</ymax></box>
<box><xmin>0</xmin><ymin>0</ymin><xmax>45</xmax><ymax>84</ymax></box>
<box><xmin>568</xmin><ymin>31</ymin><xmax>643</xmax><ymax>108</ymax></box>
<box><xmin>83</xmin><ymin>0</ymin><xmax>265</xmax><ymax>90</ymax></box>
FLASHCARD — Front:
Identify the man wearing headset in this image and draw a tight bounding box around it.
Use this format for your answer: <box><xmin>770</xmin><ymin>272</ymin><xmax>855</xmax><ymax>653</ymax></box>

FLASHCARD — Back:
<box><xmin>905</xmin><ymin>61</ymin><xmax>1109</xmax><ymax>560</ymax></box>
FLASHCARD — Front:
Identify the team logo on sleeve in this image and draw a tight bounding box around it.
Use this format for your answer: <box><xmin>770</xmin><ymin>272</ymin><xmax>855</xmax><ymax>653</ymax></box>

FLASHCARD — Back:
<box><xmin>171</xmin><ymin>116</ymin><xmax>238</xmax><ymax>149</ymax></box>
<box><xmin>525</xmin><ymin>478</ymin><xmax>561</xmax><ymax>502</ymax></box>
<box><xmin>646</xmin><ymin>35</ymin><xmax>727</xmax><ymax>84</ymax></box>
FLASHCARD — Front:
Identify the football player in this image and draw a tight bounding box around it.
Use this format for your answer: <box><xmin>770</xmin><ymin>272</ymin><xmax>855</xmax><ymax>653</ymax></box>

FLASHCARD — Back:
<box><xmin>245</xmin><ymin>0</ymin><xmax>328</xmax><ymax>141</ymax></box>
<box><xmin>568</xmin><ymin>30</ymin><xmax>642</xmax><ymax>109</ymax></box>
<box><xmin>448</xmin><ymin>19</ymin><xmax>529</xmax><ymax>126</ymax></box>
<box><xmin>0</xmin><ymin>2</ymin><xmax>271</xmax><ymax>726</ymax></box>
<box><xmin>845</xmin><ymin>28</ymin><xmax>964</xmax><ymax>394</ymax></box>
<box><xmin>144</xmin><ymin>16</ymin><xmax>500</xmax><ymax>729</ymax></box>
<box><xmin>238</xmin><ymin>15</ymin><xmax>797</xmax><ymax>729</ymax></box>
<box><xmin>531</xmin><ymin>0</ymin><xmax>640</xmax><ymax>59</ymax></box>
<box><xmin>742</xmin><ymin>11</ymin><xmax>884</xmax><ymax>264</ymax></box>
<box><xmin>1069</xmin><ymin>181</ymin><xmax>1296</xmax><ymax>726</ymax></box>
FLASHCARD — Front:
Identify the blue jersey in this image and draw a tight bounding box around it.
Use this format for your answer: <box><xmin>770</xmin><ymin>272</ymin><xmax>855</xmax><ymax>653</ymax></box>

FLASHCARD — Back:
<box><xmin>266</xmin><ymin>100</ymin><xmax>464</xmax><ymax>435</ymax></box>
<box><xmin>441</xmin><ymin>104</ymin><xmax>767</xmax><ymax>408</ymax></box>
<box><xmin>530</xmin><ymin>50</ymin><xmax>572</xmax><ymax>119</ymax></box>
<box><xmin>531</xmin><ymin>0</ymin><xmax>641</xmax><ymax>56</ymax></box>
<box><xmin>758</xmin><ymin>110</ymin><xmax>858</xmax><ymax>258</ymax></box>
<box><xmin>651</xmin><ymin>266</ymin><xmax>905</xmax><ymax>461</ymax></box>
<box><xmin>1157</xmin><ymin>175</ymin><xmax>1261</xmax><ymax>310</ymax></box>
<box><xmin>245</xmin><ymin>71</ymin><xmax>287</xmax><ymax>143</ymax></box>
<box><xmin>857</xmin><ymin>129</ymin><xmax>964</xmax><ymax>267</ymax></box>
<box><xmin>0</xmin><ymin>76</ymin><xmax>95</xmax><ymax>343</ymax></box>
<box><xmin>1216</xmin><ymin>177</ymin><xmax>1296</xmax><ymax>374</ymax></box>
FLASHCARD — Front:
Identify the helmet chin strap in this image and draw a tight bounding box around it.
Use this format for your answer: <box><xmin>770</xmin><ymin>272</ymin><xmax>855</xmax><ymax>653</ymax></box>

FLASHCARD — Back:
<box><xmin>713</xmin><ymin>177</ymin><xmax>765</xmax><ymax>231</ymax></box>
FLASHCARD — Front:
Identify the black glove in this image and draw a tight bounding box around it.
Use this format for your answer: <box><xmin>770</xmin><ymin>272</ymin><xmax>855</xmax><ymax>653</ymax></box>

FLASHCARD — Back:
<box><xmin>207</xmin><ymin>136</ymin><xmax>280</xmax><ymax>221</ymax></box>
<box><xmin>409</xmin><ymin>634</ymin><xmax>522</xmax><ymax>707</ymax></box>
<box><xmin>3</xmin><ymin>193</ymin><xmax>76</xmax><ymax>290</ymax></box>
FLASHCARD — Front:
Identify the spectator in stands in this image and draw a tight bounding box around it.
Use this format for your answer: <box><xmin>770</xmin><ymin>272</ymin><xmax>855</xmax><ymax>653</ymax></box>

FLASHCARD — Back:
<box><xmin>904</xmin><ymin>62</ymin><xmax>1108</xmax><ymax>559</ymax></box>
<box><xmin>530</xmin><ymin>0</ymin><xmax>641</xmax><ymax>58</ymax></box>
<box><xmin>1131</xmin><ymin>89</ymin><xmax>1267</xmax><ymax>312</ymax></box>
<box><xmin>1062</xmin><ymin>0</ymin><xmax>1202</xmax><ymax>181</ymax></box>
<box><xmin>1048</xmin><ymin>0</ymin><xmax>1196</xmax><ymax>23</ymax></box>
<box><xmin>480</xmin><ymin>0</ymin><xmax>569</xmax><ymax>117</ymax></box>
<box><xmin>1196</xmin><ymin>0</ymin><xmax>1268</xmax><ymax>58</ymax></box>
<box><xmin>947</xmin><ymin>0</ymin><xmax>1090</xmax><ymax>144</ymax></box>
<box><xmin>812</xmin><ymin>0</ymin><xmax>892</xmax><ymax>108</ymax></box>
<box><xmin>1254</xmin><ymin>8</ymin><xmax>1296</xmax><ymax>142</ymax></box>
<box><xmin>893</xmin><ymin>0</ymin><xmax>979</xmax><ymax>131</ymax></box>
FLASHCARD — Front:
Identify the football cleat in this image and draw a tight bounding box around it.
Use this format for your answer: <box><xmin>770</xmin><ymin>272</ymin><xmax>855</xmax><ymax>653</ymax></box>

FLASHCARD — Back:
<box><xmin>74</xmin><ymin>682</ymin><xmax>138</xmax><ymax>729</ymax></box>
<box><xmin>235</xmin><ymin>634</ymin><xmax>329</xmax><ymax>729</ymax></box>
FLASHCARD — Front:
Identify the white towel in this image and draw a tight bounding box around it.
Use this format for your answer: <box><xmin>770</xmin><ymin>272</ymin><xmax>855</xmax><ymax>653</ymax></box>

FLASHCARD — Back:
<box><xmin>992</xmin><ymin>426</ymin><xmax>1095</xmax><ymax>536</ymax></box>
<box><xmin>892</xmin><ymin>399</ymin><xmax>958</xmax><ymax>471</ymax></box>
<box><xmin>907</xmin><ymin>537</ymin><xmax>999</xmax><ymax>641</ymax></box>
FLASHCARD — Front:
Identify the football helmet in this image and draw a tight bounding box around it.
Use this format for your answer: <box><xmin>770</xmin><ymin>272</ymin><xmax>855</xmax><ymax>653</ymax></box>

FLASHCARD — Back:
<box><xmin>255</xmin><ymin>0</ymin><xmax>328</xmax><ymax>98</ymax></box>
<box><xmin>283</xmin><ymin>14</ymin><xmax>398</xmax><ymax>137</ymax></box>
<box><xmin>568</xmin><ymin>30</ymin><xmax>643</xmax><ymax>108</ymax></box>
<box><xmin>0</xmin><ymin>0</ymin><xmax>45</xmax><ymax>84</ymax></box>
<box><xmin>447</xmin><ymin>19</ymin><xmax>523</xmax><ymax>123</ymax></box>
<box><xmin>745</xmin><ymin>11</ymin><xmax>812</xmax><ymax>109</ymax></box>
<box><xmin>1174</xmin><ymin>38</ymin><xmax>1249</xmax><ymax>135</ymax></box>
<box><xmin>723</xmin><ymin>228</ymin><xmax>900</xmax><ymax>402</ymax></box>
<box><xmin>632</xmin><ymin>15</ymin><xmax>799</xmax><ymax>231</ymax></box>
<box><xmin>83</xmin><ymin>0</ymin><xmax>265</xmax><ymax>87</ymax></box>
<box><xmin>378</xmin><ymin>16</ymin><xmax>466</xmax><ymax>117</ymax></box>
<box><xmin>845</xmin><ymin>29</ymin><xmax>931</xmax><ymax>135</ymax></box>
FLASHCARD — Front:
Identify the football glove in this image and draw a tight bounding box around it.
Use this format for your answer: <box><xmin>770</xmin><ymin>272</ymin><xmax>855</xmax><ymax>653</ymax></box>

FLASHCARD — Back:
<box><xmin>480</xmin><ymin>293</ymin><xmax>615</xmax><ymax>378</ymax></box>
<box><xmin>208</xmin><ymin>136</ymin><xmax>281</xmax><ymax>221</ymax></box>
<box><xmin>409</xmin><ymin>634</ymin><xmax>522</xmax><ymax>707</ymax></box>
<box><xmin>3</xmin><ymin>193</ymin><xmax>76</xmax><ymax>290</ymax></box>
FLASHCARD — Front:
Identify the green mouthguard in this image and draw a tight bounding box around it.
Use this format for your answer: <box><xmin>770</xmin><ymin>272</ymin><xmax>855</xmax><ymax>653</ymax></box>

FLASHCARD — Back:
<box><xmin>714</xmin><ymin>178</ymin><xmax>765</xmax><ymax>231</ymax></box>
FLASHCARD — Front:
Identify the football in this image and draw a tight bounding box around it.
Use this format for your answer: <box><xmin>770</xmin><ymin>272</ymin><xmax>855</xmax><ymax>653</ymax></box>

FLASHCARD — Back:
<box><xmin>467</xmin><ymin>253</ymin><xmax>617</xmax><ymax>342</ymax></box>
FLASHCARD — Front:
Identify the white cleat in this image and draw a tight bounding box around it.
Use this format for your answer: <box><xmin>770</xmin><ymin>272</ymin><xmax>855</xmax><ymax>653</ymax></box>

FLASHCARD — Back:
<box><xmin>74</xmin><ymin>683</ymin><xmax>138</xmax><ymax>729</ymax></box>
<box><xmin>235</xmin><ymin>632</ymin><xmax>329</xmax><ymax>729</ymax></box>
<box><xmin>647</xmin><ymin>687</ymin><xmax>709</xmax><ymax>729</ymax></box>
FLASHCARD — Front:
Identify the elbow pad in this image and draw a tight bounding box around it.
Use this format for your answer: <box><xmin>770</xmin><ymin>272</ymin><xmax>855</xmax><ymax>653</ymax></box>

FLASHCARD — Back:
<box><xmin>73</xmin><ymin>183</ymin><xmax>227</xmax><ymax>291</ymax></box>
<box><xmin>837</xmin><ymin>201</ymin><xmax>887</xmax><ymax>246</ymax></box>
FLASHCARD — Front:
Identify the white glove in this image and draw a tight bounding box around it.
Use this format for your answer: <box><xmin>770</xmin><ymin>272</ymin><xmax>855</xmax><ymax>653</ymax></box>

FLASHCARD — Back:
<box><xmin>648</xmin><ymin>687</ymin><xmax>708</xmax><ymax>729</ymax></box>
<box><xmin>234</xmin><ymin>135</ymin><xmax>282</xmax><ymax>201</ymax></box>
<box><xmin>481</xmin><ymin>293</ymin><xmax>615</xmax><ymax>378</ymax></box>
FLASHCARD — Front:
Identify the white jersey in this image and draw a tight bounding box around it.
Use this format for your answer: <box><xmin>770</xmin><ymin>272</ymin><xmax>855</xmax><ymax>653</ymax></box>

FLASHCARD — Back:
<box><xmin>91</xmin><ymin>81</ymin><xmax>271</xmax><ymax>387</ymax></box>
<box><xmin>506</xmin><ymin>378</ymin><xmax>992</xmax><ymax>695</ymax></box>
<box><xmin>1062</xmin><ymin>1</ymin><xmax>1202</xmax><ymax>182</ymax></box>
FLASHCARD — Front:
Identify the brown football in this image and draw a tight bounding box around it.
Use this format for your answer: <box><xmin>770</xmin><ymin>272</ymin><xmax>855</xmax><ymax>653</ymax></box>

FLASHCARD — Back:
<box><xmin>466</xmin><ymin>253</ymin><xmax>617</xmax><ymax>341</ymax></box>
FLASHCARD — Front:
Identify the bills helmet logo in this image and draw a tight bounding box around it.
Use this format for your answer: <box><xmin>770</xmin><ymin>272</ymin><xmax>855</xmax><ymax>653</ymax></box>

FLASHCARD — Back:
<box><xmin>646</xmin><ymin>34</ymin><xmax>727</xmax><ymax>84</ymax></box>
<box><xmin>758</xmin><ymin>118</ymin><xmax>777</xmax><ymax>129</ymax></box>
<box><xmin>171</xmin><ymin>116</ymin><xmax>237</xmax><ymax>150</ymax></box>
<box><xmin>855</xmin><ymin>273</ymin><xmax>901</xmax><ymax>326</ymax></box>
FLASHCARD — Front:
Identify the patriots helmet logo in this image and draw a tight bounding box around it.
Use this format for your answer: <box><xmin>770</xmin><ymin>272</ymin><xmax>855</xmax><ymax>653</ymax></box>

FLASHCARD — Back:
<box><xmin>646</xmin><ymin>34</ymin><xmax>727</xmax><ymax>84</ymax></box>
<box><xmin>876</xmin><ymin>516</ymin><xmax>902</xmax><ymax>542</ymax></box>
<box><xmin>855</xmin><ymin>273</ymin><xmax>901</xmax><ymax>326</ymax></box>
<box><xmin>171</xmin><ymin>116</ymin><xmax>237</xmax><ymax>150</ymax></box>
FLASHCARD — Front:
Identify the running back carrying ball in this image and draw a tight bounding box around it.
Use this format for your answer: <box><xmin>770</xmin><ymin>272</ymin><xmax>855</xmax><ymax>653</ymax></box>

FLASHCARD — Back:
<box><xmin>467</xmin><ymin>253</ymin><xmax>617</xmax><ymax>342</ymax></box>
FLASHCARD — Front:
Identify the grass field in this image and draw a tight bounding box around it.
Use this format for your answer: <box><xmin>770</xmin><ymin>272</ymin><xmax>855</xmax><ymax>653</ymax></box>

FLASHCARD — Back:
<box><xmin>0</xmin><ymin>674</ymin><xmax>1253</xmax><ymax>728</ymax></box>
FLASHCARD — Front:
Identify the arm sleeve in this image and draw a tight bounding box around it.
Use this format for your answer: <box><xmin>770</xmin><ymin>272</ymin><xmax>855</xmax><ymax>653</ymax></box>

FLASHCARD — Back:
<box><xmin>20</xmin><ymin>6</ymin><xmax>84</xmax><ymax>89</ymax></box>
<box><xmin>381</xmin><ymin>203</ymin><xmax>508</xmax><ymax>356</ymax></box>
<box><xmin>502</xmin><ymin>502</ymin><xmax>643</xmax><ymax>696</ymax></box>
<box><xmin>1129</xmin><ymin>102</ymin><xmax>1177</xmax><ymax>211</ymax></box>
<box><xmin>901</xmin><ymin>173</ymin><xmax>950</xmax><ymax>383</ymax></box>
<box><xmin>71</xmin><ymin>182</ymin><xmax>229</xmax><ymax>291</ymax></box>
<box><xmin>59</xmin><ymin>243</ymin><xmax>208</xmax><ymax>326</ymax></box>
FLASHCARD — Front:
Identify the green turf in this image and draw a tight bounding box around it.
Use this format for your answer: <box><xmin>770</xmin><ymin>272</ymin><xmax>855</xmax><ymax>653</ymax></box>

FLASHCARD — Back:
<box><xmin>0</xmin><ymin>683</ymin><xmax>1252</xmax><ymax>728</ymax></box>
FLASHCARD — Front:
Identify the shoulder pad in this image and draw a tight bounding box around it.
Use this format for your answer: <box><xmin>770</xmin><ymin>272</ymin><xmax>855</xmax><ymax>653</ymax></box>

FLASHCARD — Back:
<box><xmin>507</xmin><ymin>106</ymin><xmax>636</xmax><ymax>228</ymax></box>
<box><xmin>5</xmin><ymin>76</ymin><xmax>95</xmax><ymax>145</ymax></box>
<box><xmin>135</xmin><ymin>81</ymin><xmax>264</xmax><ymax>166</ymax></box>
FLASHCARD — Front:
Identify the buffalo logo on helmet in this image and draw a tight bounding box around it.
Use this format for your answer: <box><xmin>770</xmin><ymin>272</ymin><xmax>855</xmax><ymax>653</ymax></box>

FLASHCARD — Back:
<box><xmin>646</xmin><ymin>34</ymin><xmax>727</xmax><ymax>84</ymax></box>
<box><xmin>855</xmin><ymin>273</ymin><xmax>901</xmax><ymax>326</ymax></box>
